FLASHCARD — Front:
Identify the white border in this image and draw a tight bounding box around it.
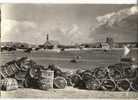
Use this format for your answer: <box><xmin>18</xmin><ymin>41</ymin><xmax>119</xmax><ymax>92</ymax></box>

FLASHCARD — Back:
<box><xmin>0</xmin><ymin>0</ymin><xmax>137</xmax><ymax>100</ymax></box>
<box><xmin>0</xmin><ymin>0</ymin><xmax>137</xmax><ymax>4</ymax></box>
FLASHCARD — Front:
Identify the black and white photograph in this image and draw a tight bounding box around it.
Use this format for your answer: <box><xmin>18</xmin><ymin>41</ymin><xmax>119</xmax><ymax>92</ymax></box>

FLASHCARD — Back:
<box><xmin>0</xmin><ymin>3</ymin><xmax>138</xmax><ymax>99</ymax></box>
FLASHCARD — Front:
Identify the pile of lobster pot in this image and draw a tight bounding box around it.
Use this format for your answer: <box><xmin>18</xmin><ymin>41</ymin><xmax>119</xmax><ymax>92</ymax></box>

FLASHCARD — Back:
<box><xmin>0</xmin><ymin>56</ymin><xmax>138</xmax><ymax>92</ymax></box>
<box><xmin>71</xmin><ymin>62</ymin><xmax>138</xmax><ymax>92</ymax></box>
<box><xmin>0</xmin><ymin>57</ymin><xmax>71</xmax><ymax>91</ymax></box>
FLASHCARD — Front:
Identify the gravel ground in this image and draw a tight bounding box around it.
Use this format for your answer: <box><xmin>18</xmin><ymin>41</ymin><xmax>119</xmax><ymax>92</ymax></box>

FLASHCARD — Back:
<box><xmin>1</xmin><ymin>87</ymin><xmax>138</xmax><ymax>99</ymax></box>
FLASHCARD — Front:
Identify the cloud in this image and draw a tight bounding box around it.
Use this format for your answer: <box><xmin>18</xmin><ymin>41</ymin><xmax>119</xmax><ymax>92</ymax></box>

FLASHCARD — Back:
<box><xmin>93</xmin><ymin>6</ymin><xmax>138</xmax><ymax>32</ymax></box>
<box><xmin>90</xmin><ymin>6</ymin><xmax>138</xmax><ymax>42</ymax></box>
<box><xmin>47</xmin><ymin>24</ymin><xmax>93</xmax><ymax>45</ymax></box>
<box><xmin>1</xmin><ymin>19</ymin><xmax>42</xmax><ymax>44</ymax></box>
<box><xmin>98</xmin><ymin>6</ymin><xmax>137</xmax><ymax>25</ymax></box>
<box><xmin>2</xmin><ymin>4</ymin><xmax>134</xmax><ymax>44</ymax></box>
<box><xmin>1</xmin><ymin>19</ymin><xmax>93</xmax><ymax>45</ymax></box>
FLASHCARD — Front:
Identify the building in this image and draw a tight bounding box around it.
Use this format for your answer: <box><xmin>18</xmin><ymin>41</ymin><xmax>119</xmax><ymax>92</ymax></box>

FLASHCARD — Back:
<box><xmin>113</xmin><ymin>42</ymin><xmax>138</xmax><ymax>48</ymax></box>
<box><xmin>43</xmin><ymin>34</ymin><xmax>59</xmax><ymax>49</ymax></box>
<box><xmin>105</xmin><ymin>36</ymin><xmax>138</xmax><ymax>48</ymax></box>
<box><xmin>106</xmin><ymin>37</ymin><xmax>114</xmax><ymax>48</ymax></box>
<box><xmin>101</xmin><ymin>43</ymin><xmax>110</xmax><ymax>50</ymax></box>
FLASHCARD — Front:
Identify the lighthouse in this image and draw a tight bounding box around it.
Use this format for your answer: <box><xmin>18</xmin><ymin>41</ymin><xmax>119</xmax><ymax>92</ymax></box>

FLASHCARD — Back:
<box><xmin>46</xmin><ymin>34</ymin><xmax>49</xmax><ymax>42</ymax></box>
<box><xmin>43</xmin><ymin>33</ymin><xmax>58</xmax><ymax>49</ymax></box>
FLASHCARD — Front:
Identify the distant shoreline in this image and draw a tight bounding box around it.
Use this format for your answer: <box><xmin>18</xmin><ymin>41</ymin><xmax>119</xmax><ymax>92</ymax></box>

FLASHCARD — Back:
<box><xmin>0</xmin><ymin>48</ymin><xmax>138</xmax><ymax>55</ymax></box>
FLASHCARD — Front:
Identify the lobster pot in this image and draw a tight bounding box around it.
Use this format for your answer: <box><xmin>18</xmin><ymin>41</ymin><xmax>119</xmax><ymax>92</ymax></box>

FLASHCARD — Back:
<box><xmin>20</xmin><ymin>60</ymin><xmax>33</xmax><ymax>72</ymax></box>
<box><xmin>114</xmin><ymin>63</ymin><xmax>131</xmax><ymax>74</ymax></box>
<box><xmin>71</xmin><ymin>74</ymin><xmax>82</xmax><ymax>87</ymax></box>
<box><xmin>1</xmin><ymin>63</ymin><xmax>19</xmax><ymax>78</ymax></box>
<box><xmin>123</xmin><ymin>66</ymin><xmax>137</xmax><ymax>80</ymax></box>
<box><xmin>1</xmin><ymin>78</ymin><xmax>18</xmax><ymax>91</ymax></box>
<box><xmin>81</xmin><ymin>70</ymin><xmax>93</xmax><ymax>81</ymax></box>
<box><xmin>130</xmin><ymin>78</ymin><xmax>138</xmax><ymax>91</ymax></box>
<box><xmin>15</xmin><ymin>71</ymin><xmax>27</xmax><ymax>88</ymax></box>
<box><xmin>15</xmin><ymin>71</ymin><xmax>27</xmax><ymax>80</ymax></box>
<box><xmin>107</xmin><ymin>66</ymin><xmax>122</xmax><ymax>80</ymax></box>
<box><xmin>63</xmin><ymin>72</ymin><xmax>73</xmax><ymax>86</ymax></box>
<box><xmin>53</xmin><ymin>76</ymin><xmax>67</xmax><ymax>89</ymax></box>
<box><xmin>76</xmin><ymin>69</ymin><xmax>85</xmax><ymax>75</ymax></box>
<box><xmin>1</xmin><ymin>66</ymin><xmax>8</xmax><ymax>78</ymax></box>
<box><xmin>85</xmin><ymin>77</ymin><xmax>100</xmax><ymax>90</ymax></box>
<box><xmin>29</xmin><ymin>67</ymin><xmax>40</xmax><ymax>79</ymax></box>
<box><xmin>0</xmin><ymin>79</ymin><xmax>4</xmax><ymax>89</ymax></box>
<box><xmin>16</xmin><ymin>80</ymin><xmax>25</xmax><ymax>88</ymax></box>
<box><xmin>116</xmin><ymin>79</ymin><xmax>130</xmax><ymax>91</ymax></box>
<box><xmin>101</xmin><ymin>79</ymin><xmax>116</xmax><ymax>91</ymax></box>
<box><xmin>0</xmin><ymin>76</ymin><xmax>1</xmax><ymax>89</ymax></box>
<box><xmin>38</xmin><ymin>70</ymin><xmax>54</xmax><ymax>90</ymax></box>
<box><xmin>94</xmin><ymin>67</ymin><xmax>108</xmax><ymax>80</ymax></box>
<box><xmin>8</xmin><ymin>62</ymin><xmax>20</xmax><ymax>73</ymax></box>
<box><xmin>24</xmin><ymin>75</ymin><xmax>39</xmax><ymax>88</ymax></box>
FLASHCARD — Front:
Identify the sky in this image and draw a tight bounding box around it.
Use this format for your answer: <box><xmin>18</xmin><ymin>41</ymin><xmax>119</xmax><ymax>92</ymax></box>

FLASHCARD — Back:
<box><xmin>1</xmin><ymin>4</ymin><xmax>137</xmax><ymax>45</ymax></box>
